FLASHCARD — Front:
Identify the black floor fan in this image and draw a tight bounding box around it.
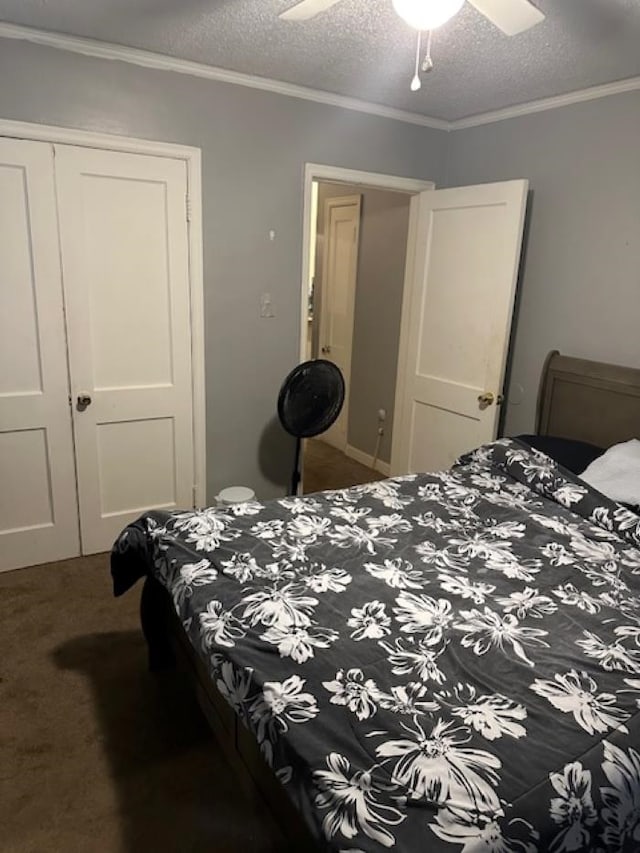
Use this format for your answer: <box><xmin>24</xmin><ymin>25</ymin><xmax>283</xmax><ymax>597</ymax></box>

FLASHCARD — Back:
<box><xmin>277</xmin><ymin>359</ymin><xmax>345</xmax><ymax>495</ymax></box>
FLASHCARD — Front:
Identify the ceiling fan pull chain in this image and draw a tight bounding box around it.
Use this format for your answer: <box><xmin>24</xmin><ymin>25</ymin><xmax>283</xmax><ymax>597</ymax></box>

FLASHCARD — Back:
<box><xmin>410</xmin><ymin>30</ymin><xmax>422</xmax><ymax>91</ymax></box>
<box><xmin>422</xmin><ymin>28</ymin><xmax>434</xmax><ymax>73</ymax></box>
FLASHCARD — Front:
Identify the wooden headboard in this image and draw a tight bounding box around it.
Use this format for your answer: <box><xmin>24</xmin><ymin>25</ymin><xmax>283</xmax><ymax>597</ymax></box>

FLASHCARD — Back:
<box><xmin>537</xmin><ymin>351</ymin><xmax>640</xmax><ymax>448</ymax></box>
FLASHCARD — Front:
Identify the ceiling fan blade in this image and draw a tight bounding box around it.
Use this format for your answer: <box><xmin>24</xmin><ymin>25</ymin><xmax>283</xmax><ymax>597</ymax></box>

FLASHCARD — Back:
<box><xmin>468</xmin><ymin>0</ymin><xmax>544</xmax><ymax>35</ymax></box>
<box><xmin>279</xmin><ymin>0</ymin><xmax>343</xmax><ymax>22</ymax></box>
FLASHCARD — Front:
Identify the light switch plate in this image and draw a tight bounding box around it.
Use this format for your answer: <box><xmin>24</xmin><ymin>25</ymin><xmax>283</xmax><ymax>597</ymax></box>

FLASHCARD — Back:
<box><xmin>260</xmin><ymin>292</ymin><xmax>275</xmax><ymax>318</ymax></box>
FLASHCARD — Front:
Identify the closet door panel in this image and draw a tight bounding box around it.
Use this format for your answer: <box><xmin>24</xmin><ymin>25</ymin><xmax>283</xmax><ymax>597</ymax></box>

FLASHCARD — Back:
<box><xmin>54</xmin><ymin>145</ymin><xmax>194</xmax><ymax>555</ymax></box>
<box><xmin>0</xmin><ymin>138</ymin><xmax>79</xmax><ymax>572</ymax></box>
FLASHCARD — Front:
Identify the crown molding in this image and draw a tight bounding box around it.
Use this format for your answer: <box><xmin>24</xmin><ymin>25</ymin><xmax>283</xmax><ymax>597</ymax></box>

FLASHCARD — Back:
<box><xmin>450</xmin><ymin>75</ymin><xmax>640</xmax><ymax>130</ymax></box>
<box><xmin>0</xmin><ymin>22</ymin><xmax>449</xmax><ymax>131</ymax></box>
<box><xmin>1</xmin><ymin>21</ymin><xmax>639</xmax><ymax>133</ymax></box>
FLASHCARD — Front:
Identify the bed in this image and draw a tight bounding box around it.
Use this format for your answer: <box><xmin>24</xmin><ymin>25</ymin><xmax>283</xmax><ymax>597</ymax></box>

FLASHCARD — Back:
<box><xmin>111</xmin><ymin>352</ymin><xmax>640</xmax><ymax>852</ymax></box>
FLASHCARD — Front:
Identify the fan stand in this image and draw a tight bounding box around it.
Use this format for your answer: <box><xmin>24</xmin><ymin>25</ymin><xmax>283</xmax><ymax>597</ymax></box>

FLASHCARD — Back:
<box><xmin>290</xmin><ymin>436</ymin><xmax>302</xmax><ymax>497</ymax></box>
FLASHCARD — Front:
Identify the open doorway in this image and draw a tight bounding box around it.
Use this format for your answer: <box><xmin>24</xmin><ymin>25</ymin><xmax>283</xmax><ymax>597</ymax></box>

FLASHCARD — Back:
<box><xmin>300</xmin><ymin>166</ymin><xmax>432</xmax><ymax>494</ymax></box>
<box><xmin>297</xmin><ymin>166</ymin><xmax>529</xmax><ymax>495</ymax></box>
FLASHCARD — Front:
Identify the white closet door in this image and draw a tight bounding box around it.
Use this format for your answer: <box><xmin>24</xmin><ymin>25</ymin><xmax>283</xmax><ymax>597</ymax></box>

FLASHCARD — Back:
<box><xmin>54</xmin><ymin>145</ymin><xmax>195</xmax><ymax>555</ymax></box>
<box><xmin>0</xmin><ymin>138</ymin><xmax>80</xmax><ymax>572</ymax></box>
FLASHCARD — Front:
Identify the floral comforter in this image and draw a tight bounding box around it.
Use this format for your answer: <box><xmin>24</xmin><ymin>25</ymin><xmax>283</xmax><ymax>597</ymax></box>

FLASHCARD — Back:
<box><xmin>111</xmin><ymin>439</ymin><xmax>640</xmax><ymax>853</ymax></box>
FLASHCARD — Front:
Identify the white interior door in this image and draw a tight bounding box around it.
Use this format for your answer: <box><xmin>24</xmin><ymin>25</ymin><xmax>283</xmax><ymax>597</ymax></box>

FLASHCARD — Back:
<box><xmin>0</xmin><ymin>139</ymin><xmax>80</xmax><ymax>572</ymax></box>
<box><xmin>55</xmin><ymin>145</ymin><xmax>195</xmax><ymax>554</ymax></box>
<box><xmin>317</xmin><ymin>195</ymin><xmax>361</xmax><ymax>451</ymax></box>
<box><xmin>392</xmin><ymin>180</ymin><xmax>528</xmax><ymax>475</ymax></box>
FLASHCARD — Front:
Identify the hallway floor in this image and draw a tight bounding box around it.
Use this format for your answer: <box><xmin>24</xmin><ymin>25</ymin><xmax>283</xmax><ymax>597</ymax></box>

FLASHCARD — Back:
<box><xmin>302</xmin><ymin>438</ymin><xmax>384</xmax><ymax>494</ymax></box>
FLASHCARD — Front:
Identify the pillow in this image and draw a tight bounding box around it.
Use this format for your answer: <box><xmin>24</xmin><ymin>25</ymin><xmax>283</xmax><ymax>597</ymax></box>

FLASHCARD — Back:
<box><xmin>516</xmin><ymin>434</ymin><xmax>604</xmax><ymax>475</ymax></box>
<box><xmin>580</xmin><ymin>439</ymin><xmax>640</xmax><ymax>506</ymax></box>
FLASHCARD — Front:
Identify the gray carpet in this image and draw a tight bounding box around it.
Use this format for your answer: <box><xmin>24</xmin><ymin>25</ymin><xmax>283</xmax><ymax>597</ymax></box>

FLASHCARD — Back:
<box><xmin>0</xmin><ymin>554</ymin><xmax>284</xmax><ymax>852</ymax></box>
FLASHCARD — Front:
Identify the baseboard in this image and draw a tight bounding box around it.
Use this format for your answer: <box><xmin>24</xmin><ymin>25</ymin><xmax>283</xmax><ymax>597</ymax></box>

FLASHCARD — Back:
<box><xmin>345</xmin><ymin>444</ymin><xmax>391</xmax><ymax>477</ymax></box>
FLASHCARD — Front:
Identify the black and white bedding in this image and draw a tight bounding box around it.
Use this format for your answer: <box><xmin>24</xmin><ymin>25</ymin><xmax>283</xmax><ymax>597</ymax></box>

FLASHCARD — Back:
<box><xmin>112</xmin><ymin>439</ymin><xmax>640</xmax><ymax>853</ymax></box>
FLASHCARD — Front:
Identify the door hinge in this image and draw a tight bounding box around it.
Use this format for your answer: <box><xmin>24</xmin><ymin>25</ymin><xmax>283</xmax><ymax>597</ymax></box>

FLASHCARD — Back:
<box><xmin>185</xmin><ymin>194</ymin><xmax>192</xmax><ymax>223</ymax></box>
<box><xmin>192</xmin><ymin>484</ymin><xmax>198</xmax><ymax>508</ymax></box>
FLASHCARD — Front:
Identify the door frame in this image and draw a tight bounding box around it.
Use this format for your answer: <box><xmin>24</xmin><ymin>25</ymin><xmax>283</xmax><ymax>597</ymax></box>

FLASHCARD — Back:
<box><xmin>0</xmin><ymin>119</ymin><xmax>206</xmax><ymax>507</ymax></box>
<box><xmin>299</xmin><ymin>163</ymin><xmax>434</xmax><ymax>364</ymax></box>
<box><xmin>298</xmin><ymin>165</ymin><xmax>433</xmax><ymax>485</ymax></box>
<box><xmin>390</xmin><ymin>193</ymin><xmax>421</xmax><ymax>476</ymax></box>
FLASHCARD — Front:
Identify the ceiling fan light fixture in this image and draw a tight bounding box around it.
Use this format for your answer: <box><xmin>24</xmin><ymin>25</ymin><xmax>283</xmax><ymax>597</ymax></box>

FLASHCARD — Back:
<box><xmin>392</xmin><ymin>0</ymin><xmax>465</xmax><ymax>30</ymax></box>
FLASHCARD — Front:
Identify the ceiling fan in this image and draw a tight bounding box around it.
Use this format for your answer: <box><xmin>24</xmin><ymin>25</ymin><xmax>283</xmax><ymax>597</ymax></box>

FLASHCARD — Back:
<box><xmin>279</xmin><ymin>0</ymin><xmax>545</xmax><ymax>91</ymax></box>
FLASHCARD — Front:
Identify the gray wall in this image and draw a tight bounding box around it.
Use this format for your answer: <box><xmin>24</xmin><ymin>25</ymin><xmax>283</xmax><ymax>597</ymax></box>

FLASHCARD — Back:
<box><xmin>446</xmin><ymin>90</ymin><xmax>640</xmax><ymax>437</ymax></box>
<box><xmin>314</xmin><ymin>182</ymin><xmax>410</xmax><ymax>463</ymax></box>
<box><xmin>5</xmin><ymin>37</ymin><xmax>634</xmax><ymax>486</ymax></box>
<box><xmin>0</xmin><ymin>37</ymin><xmax>448</xmax><ymax>500</ymax></box>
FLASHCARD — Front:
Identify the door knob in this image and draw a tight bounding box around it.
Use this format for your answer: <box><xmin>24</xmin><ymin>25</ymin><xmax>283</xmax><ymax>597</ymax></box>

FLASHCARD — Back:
<box><xmin>77</xmin><ymin>394</ymin><xmax>92</xmax><ymax>411</ymax></box>
<box><xmin>477</xmin><ymin>391</ymin><xmax>495</xmax><ymax>408</ymax></box>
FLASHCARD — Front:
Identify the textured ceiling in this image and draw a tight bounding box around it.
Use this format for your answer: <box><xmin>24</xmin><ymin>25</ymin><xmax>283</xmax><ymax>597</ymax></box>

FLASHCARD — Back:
<box><xmin>1</xmin><ymin>0</ymin><xmax>639</xmax><ymax>120</ymax></box>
